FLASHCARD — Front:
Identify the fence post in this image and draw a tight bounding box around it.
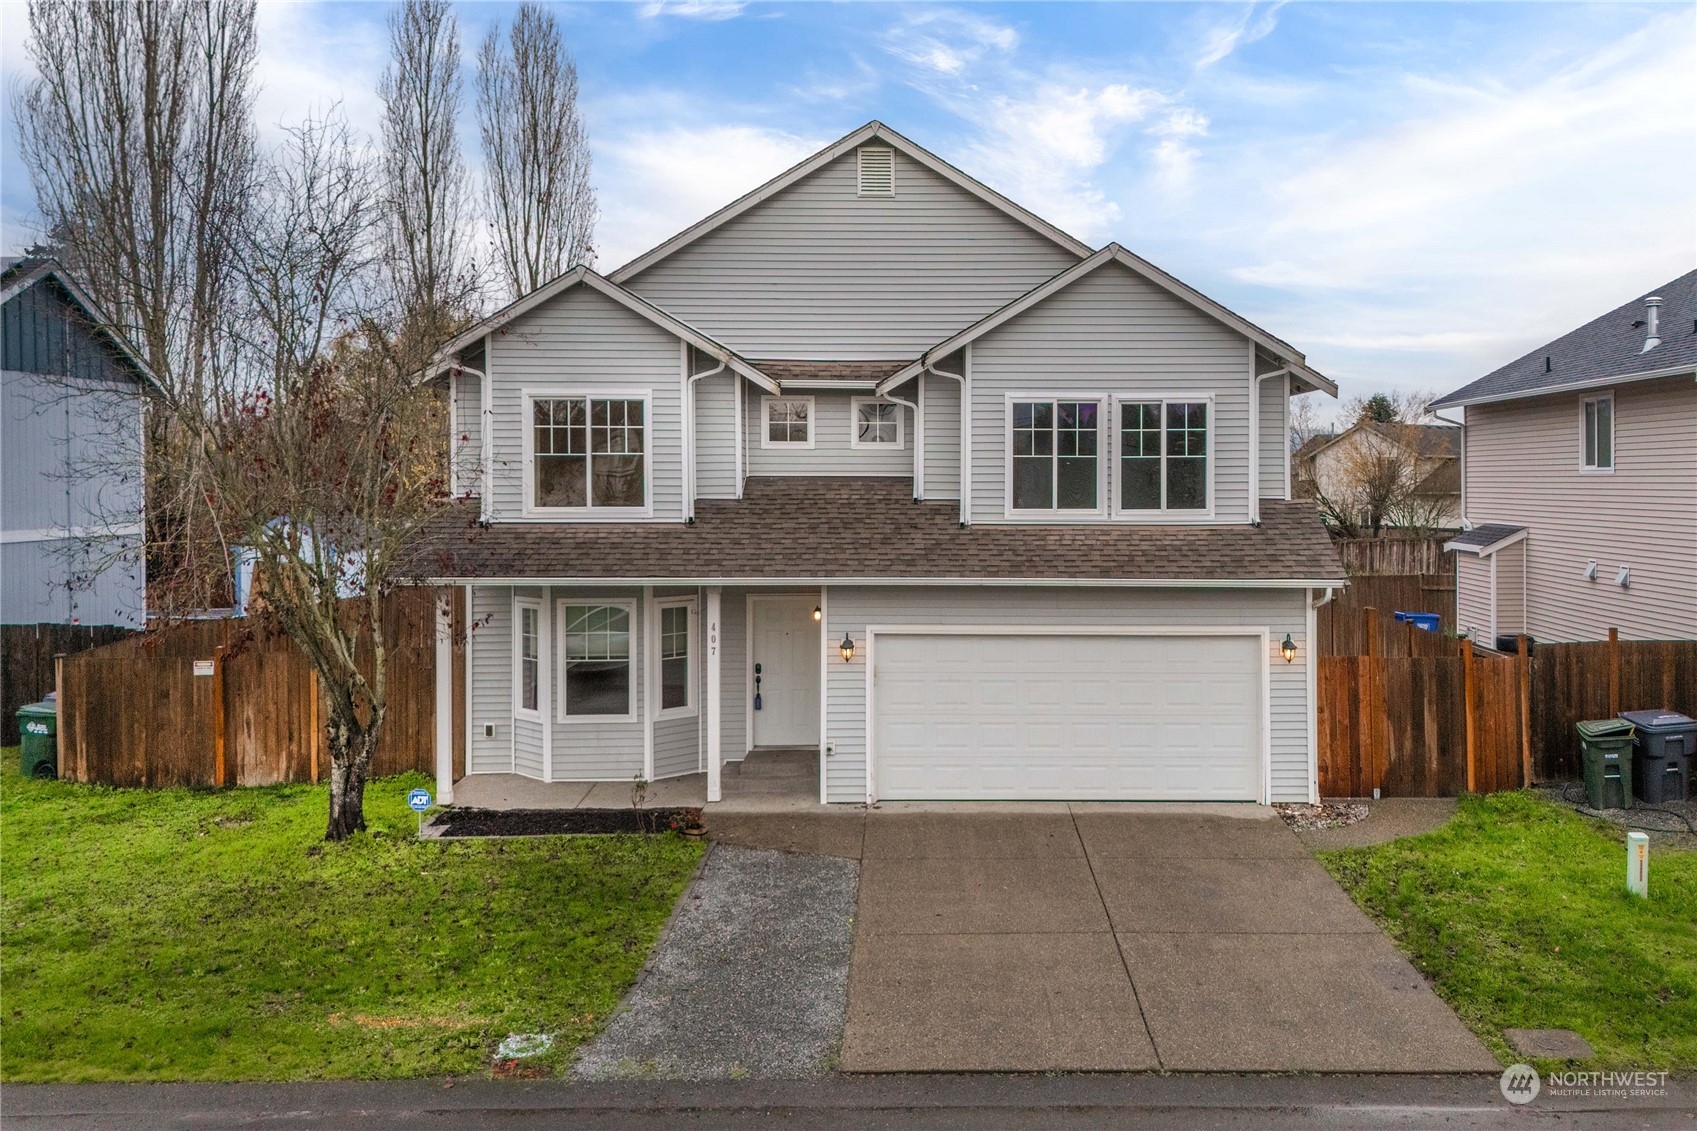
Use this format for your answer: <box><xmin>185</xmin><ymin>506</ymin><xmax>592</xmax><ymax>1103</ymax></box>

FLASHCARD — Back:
<box><xmin>1363</xmin><ymin>608</ymin><xmax>1380</xmax><ymax>794</ymax></box>
<box><xmin>309</xmin><ymin>667</ymin><xmax>320</xmax><ymax>785</ymax></box>
<box><xmin>54</xmin><ymin>652</ymin><xmax>67</xmax><ymax>781</ymax></box>
<box><xmin>213</xmin><ymin>644</ymin><xmax>228</xmax><ymax>788</ymax></box>
<box><xmin>1518</xmin><ymin>635</ymin><xmax>1533</xmax><ymax>786</ymax></box>
<box><xmin>1462</xmin><ymin>637</ymin><xmax>1477</xmax><ymax>793</ymax></box>
<box><xmin>1607</xmin><ymin>627</ymin><xmax>1620</xmax><ymax>717</ymax></box>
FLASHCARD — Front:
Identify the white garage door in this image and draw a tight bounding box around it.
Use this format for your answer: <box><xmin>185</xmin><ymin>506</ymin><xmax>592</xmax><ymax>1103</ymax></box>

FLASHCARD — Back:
<box><xmin>872</xmin><ymin>632</ymin><xmax>1263</xmax><ymax>801</ymax></box>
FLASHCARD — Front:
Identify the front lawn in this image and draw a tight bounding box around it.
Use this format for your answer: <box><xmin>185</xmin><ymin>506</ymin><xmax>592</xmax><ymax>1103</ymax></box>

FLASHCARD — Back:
<box><xmin>0</xmin><ymin>751</ymin><xmax>703</xmax><ymax>1082</ymax></box>
<box><xmin>1321</xmin><ymin>792</ymin><xmax>1697</xmax><ymax>1071</ymax></box>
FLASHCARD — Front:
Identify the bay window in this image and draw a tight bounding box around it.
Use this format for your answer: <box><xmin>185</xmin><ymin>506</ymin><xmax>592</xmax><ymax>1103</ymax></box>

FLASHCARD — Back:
<box><xmin>560</xmin><ymin>603</ymin><xmax>633</xmax><ymax>717</ymax></box>
<box><xmin>658</xmin><ymin>601</ymin><xmax>694</xmax><ymax>714</ymax></box>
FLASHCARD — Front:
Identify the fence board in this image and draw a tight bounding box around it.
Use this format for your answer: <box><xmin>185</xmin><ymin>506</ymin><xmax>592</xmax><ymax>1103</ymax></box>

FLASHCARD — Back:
<box><xmin>1</xmin><ymin>623</ymin><xmax>135</xmax><ymax>744</ymax></box>
<box><xmin>58</xmin><ymin>589</ymin><xmax>442</xmax><ymax>788</ymax></box>
<box><xmin>1332</xmin><ymin>535</ymin><xmax>1456</xmax><ymax>577</ymax></box>
<box><xmin>1317</xmin><ymin>575</ymin><xmax>1456</xmax><ymax>656</ymax></box>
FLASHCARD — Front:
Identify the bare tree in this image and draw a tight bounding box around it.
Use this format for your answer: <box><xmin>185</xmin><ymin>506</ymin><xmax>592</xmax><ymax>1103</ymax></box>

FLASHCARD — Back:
<box><xmin>476</xmin><ymin>2</ymin><xmax>597</xmax><ymax>298</ymax></box>
<box><xmin>1310</xmin><ymin>390</ymin><xmax>1455</xmax><ymax>537</ymax></box>
<box><xmin>379</xmin><ymin>0</ymin><xmax>477</xmax><ymax>346</ymax></box>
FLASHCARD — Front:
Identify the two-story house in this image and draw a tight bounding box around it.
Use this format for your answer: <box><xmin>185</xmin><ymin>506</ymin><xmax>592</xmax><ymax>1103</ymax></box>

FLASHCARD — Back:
<box><xmin>414</xmin><ymin>123</ymin><xmax>1343</xmax><ymax>806</ymax></box>
<box><xmin>2</xmin><ymin>257</ymin><xmax>155</xmax><ymax>630</ymax></box>
<box><xmin>1433</xmin><ymin>271</ymin><xmax>1696</xmax><ymax>647</ymax></box>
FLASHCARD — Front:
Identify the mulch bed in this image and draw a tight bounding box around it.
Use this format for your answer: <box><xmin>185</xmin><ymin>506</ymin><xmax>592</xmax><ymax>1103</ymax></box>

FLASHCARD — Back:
<box><xmin>430</xmin><ymin>807</ymin><xmax>704</xmax><ymax>838</ymax></box>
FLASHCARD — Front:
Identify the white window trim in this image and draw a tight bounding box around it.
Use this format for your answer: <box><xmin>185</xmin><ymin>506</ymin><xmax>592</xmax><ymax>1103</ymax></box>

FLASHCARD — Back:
<box><xmin>654</xmin><ymin>596</ymin><xmax>698</xmax><ymax>720</ymax></box>
<box><xmin>513</xmin><ymin>596</ymin><xmax>544</xmax><ymax>721</ymax></box>
<box><xmin>555</xmin><ymin>598</ymin><xmax>638</xmax><ymax>723</ymax></box>
<box><xmin>521</xmin><ymin>388</ymin><xmax>655</xmax><ymax>519</ymax></box>
<box><xmin>1001</xmin><ymin>392</ymin><xmax>1109</xmax><ymax>520</ymax></box>
<box><xmin>1579</xmin><ymin>391</ymin><xmax>1615</xmax><ymax>474</ymax></box>
<box><xmin>849</xmin><ymin>396</ymin><xmax>905</xmax><ymax>450</ymax></box>
<box><xmin>761</xmin><ymin>395</ymin><xmax>816</xmax><ymax>449</ymax></box>
<box><xmin>1111</xmin><ymin>393</ymin><xmax>1217</xmax><ymax>521</ymax></box>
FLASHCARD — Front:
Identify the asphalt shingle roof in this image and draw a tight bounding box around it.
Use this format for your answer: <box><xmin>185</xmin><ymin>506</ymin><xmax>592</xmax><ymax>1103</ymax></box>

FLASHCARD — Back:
<box><xmin>1445</xmin><ymin>524</ymin><xmax>1525</xmax><ymax>553</ymax></box>
<box><xmin>406</xmin><ymin>477</ymin><xmax>1345</xmax><ymax>584</ymax></box>
<box><xmin>747</xmin><ymin>359</ymin><xmax>916</xmax><ymax>385</ymax></box>
<box><xmin>1432</xmin><ymin>270</ymin><xmax>1697</xmax><ymax>408</ymax></box>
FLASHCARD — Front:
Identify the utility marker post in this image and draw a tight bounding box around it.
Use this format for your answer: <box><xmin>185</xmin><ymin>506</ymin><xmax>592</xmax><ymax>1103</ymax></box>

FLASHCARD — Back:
<box><xmin>1627</xmin><ymin>831</ymin><xmax>1649</xmax><ymax>898</ymax></box>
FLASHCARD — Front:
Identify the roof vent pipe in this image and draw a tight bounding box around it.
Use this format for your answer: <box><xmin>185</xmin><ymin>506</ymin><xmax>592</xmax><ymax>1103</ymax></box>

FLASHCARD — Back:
<box><xmin>1641</xmin><ymin>296</ymin><xmax>1662</xmax><ymax>353</ymax></box>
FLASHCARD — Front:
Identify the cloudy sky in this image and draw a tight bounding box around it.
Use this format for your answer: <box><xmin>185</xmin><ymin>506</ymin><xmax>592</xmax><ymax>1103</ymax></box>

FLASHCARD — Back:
<box><xmin>2</xmin><ymin>1</ymin><xmax>1693</xmax><ymax>409</ymax></box>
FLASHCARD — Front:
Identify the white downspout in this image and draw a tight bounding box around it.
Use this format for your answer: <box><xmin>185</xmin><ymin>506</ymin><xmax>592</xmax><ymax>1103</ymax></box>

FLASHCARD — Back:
<box><xmin>682</xmin><ymin>351</ymin><xmax>728</xmax><ymax>523</ymax></box>
<box><xmin>881</xmin><ymin>383</ymin><xmax>921</xmax><ymax>501</ymax></box>
<box><xmin>1253</xmin><ymin>367</ymin><xmax>1291</xmax><ymax>526</ymax></box>
<box><xmin>480</xmin><ymin>335</ymin><xmax>494</xmax><ymax>521</ymax></box>
<box><xmin>924</xmin><ymin>353</ymin><xmax>967</xmax><ymax>523</ymax></box>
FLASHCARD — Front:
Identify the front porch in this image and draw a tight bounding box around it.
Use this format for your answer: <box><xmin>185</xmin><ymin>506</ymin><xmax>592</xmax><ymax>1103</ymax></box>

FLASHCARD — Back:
<box><xmin>449</xmin><ymin>747</ymin><xmax>822</xmax><ymax>813</ymax></box>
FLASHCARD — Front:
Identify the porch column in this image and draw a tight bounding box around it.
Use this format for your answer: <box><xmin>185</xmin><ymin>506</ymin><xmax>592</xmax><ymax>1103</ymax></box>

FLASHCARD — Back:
<box><xmin>706</xmin><ymin>586</ymin><xmax>723</xmax><ymax>802</ymax></box>
<box><xmin>433</xmin><ymin>588</ymin><xmax>454</xmax><ymax>805</ymax></box>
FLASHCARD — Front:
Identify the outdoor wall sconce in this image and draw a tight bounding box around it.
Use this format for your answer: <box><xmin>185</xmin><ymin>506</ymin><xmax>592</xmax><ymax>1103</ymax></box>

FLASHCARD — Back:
<box><xmin>813</xmin><ymin>605</ymin><xmax>823</xmax><ymax>622</ymax></box>
<box><xmin>839</xmin><ymin>632</ymin><xmax>856</xmax><ymax>662</ymax></box>
<box><xmin>1280</xmin><ymin>634</ymin><xmax>1297</xmax><ymax>663</ymax></box>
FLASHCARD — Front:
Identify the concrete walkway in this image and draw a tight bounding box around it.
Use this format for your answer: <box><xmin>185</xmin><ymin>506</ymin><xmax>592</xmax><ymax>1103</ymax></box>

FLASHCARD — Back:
<box><xmin>832</xmin><ymin>808</ymin><xmax>1498</xmax><ymax>1074</ymax></box>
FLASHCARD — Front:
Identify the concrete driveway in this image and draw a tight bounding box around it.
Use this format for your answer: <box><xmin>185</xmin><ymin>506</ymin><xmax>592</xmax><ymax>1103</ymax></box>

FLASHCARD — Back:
<box><xmin>834</xmin><ymin>806</ymin><xmax>1499</xmax><ymax>1074</ymax></box>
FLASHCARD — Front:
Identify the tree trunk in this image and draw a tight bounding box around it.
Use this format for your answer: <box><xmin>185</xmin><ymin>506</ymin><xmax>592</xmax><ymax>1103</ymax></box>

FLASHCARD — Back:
<box><xmin>324</xmin><ymin>705</ymin><xmax>383</xmax><ymax>841</ymax></box>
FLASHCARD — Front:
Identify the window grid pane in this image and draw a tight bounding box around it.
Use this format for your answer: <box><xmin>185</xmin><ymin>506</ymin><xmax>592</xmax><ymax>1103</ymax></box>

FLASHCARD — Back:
<box><xmin>535</xmin><ymin>397</ymin><xmax>644</xmax><ymax>508</ymax></box>
<box><xmin>660</xmin><ymin>605</ymin><xmax>689</xmax><ymax>660</ymax></box>
<box><xmin>857</xmin><ymin>401</ymin><xmax>899</xmax><ymax>444</ymax></box>
<box><xmin>519</xmin><ymin>606</ymin><xmax>539</xmax><ymax>712</ymax></box>
<box><xmin>768</xmin><ymin>399</ymin><xmax>810</xmax><ymax>444</ymax></box>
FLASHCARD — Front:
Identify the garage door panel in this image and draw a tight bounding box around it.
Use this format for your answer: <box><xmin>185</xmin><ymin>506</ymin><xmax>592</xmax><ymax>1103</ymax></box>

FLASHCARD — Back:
<box><xmin>873</xmin><ymin>632</ymin><xmax>1262</xmax><ymax>802</ymax></box>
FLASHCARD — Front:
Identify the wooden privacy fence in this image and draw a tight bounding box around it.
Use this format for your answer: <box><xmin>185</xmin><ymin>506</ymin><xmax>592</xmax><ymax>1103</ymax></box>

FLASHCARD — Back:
<box><xmin>1331</xmin><ymin>535</ymin><xmax>1456</xmax><ymax>577</ymax></box>
<box><xmin>1319</xmin><ymin>615</ymin><xmax>1697</xmax><ymax>798</ymax></box>
<box><xmin>2</xmin><ymin>623</ymin><xmax>135</xmax><ymax>744</ymax></box>
<box><xmin>56</xmin><ymin>588</ymin><xmax>443</xmax><ymax>788</ymax></box>
<box><xmin>1316</xmin><ymin>573</ymin><xmax>1456</xmax><ymax>656</ymax></box>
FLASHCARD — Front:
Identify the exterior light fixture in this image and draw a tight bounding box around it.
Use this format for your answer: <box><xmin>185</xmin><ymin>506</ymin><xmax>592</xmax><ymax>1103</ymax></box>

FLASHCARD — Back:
<box><xmin>1280</xmin><ymin>634</ymin><xmax>1297</xmax><ymax>663</ymax></box>
<box><xmin>813</xmin><ymin>605</ymin><xmax>822</xmax><ymax>622</ymax></box>
<box><xmin>839</xmin><ymin>632</ymin><xmax>856</xmax><ymax>662</ymax></box>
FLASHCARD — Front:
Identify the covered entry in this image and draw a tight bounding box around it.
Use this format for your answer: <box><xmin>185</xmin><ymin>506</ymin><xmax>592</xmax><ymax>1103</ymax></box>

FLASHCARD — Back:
<box><xmin>869</xmin><ymin>629</ymin><xmax>1266</xmax><ymax>801</ymax></box>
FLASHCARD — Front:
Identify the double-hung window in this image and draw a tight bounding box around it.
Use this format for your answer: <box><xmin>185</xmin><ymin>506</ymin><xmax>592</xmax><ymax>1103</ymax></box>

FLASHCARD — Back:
<box><xmin>763</xmin><ymin>397</ymin><xmax>813</xmax><ymax>448</ymax></box>
<box><xmin>657</xmin><ymin>601</ymin><xmax>694</xmax><ymax>714</ymax></box>
<box><xmin>1581</xmin><ymin>394</ymin><xmax>1613</xmax><ymax>471</ymax></box>
<box><xmin>1118</xmin><ymin>400</ymin><xmax>1209</xmax><ymax>513</ymax></box>
<box><xmin>1010</xmin><ymin>399</ymin><xmax>1100</xmax><ymax>511</ymax></box>
<box><xmin>532</xmin><ymin>396</ymin><xmax>646</xmax><ymax>510</ymax></box>
<box><xmin>560</xmin><ymin>604</ymin><xmax>632</xmax><ymax>717</ymax></box>
<box><xmin>851</xmin><ymin>398</ymin><xmax>903</xmax><ymax>448</ymax></box>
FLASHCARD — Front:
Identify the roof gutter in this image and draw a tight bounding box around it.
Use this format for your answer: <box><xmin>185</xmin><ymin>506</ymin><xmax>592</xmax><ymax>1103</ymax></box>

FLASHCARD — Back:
<box><xmin>1432</xmin><ymin>363</ymin><xmax>1697</xmax><ymax>409</ymax></box>
<box><xmin>412</xmin><ymin>574</ymin><xmax>1348</xmax><ymax>589</ymax></box>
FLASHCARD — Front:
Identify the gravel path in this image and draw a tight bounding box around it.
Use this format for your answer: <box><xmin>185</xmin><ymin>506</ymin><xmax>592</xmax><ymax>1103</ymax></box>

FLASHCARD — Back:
<box><xmin>572</xmin><ymin>844</ymin><xmax>859</xmax><ymax>1080</ymax></box>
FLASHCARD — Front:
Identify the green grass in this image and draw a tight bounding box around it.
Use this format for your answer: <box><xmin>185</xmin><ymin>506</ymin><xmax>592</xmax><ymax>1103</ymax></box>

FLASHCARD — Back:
<box><xmin>1320</xmin><ymin>792</ymin><xmax>1697</xmax><ymax>1071</ymax></box>
<box><xmin>0</xmin><ymin>748</ymin><xmax>704</xmax><ymax>1083</ymax></box>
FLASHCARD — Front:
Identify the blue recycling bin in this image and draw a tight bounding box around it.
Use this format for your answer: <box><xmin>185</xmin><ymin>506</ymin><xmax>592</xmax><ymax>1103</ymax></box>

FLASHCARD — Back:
<box><xmin>1394</xmin><ymin>611</ymin><xmax>1441</xmax><ymax>632</ymax></box>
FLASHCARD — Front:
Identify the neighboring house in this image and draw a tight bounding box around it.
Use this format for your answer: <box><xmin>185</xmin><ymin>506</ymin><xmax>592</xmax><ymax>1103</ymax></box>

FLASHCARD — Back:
<box><xmin>414</xmin><ymin>122</ymin><xmax>1344</xmax><ymax>807</ymax></box>
<box><xmin>1</xmin><ymin>257</ymin><xmax>156</xmax><ymax>629</ymax></box>
<box><xmin>1433</xmin><ymin>270</ymin><xmax>1697</xmax><ymax>645</ymax></box>
<box><xmin>1298</xmin><ymin>420</ymin><xmax>1462</xmax><ymax>531</ymax></box>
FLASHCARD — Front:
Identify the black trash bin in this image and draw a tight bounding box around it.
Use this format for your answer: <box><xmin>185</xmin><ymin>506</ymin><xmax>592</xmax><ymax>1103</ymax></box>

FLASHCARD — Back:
<box><xmin>1619</xmin><ymin>709</ymin><xmax>1694</xmax><ymax>805</ymax></box>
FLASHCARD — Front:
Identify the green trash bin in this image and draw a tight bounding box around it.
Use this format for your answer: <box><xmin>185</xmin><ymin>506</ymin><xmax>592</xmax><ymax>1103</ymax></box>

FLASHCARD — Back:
<box><xmin>1577</xmin><ymin>718</ymin><xmax>1634</xmax><ymax>810</ymax></box>
<box><xmin>18</xmin><ymin>699</ymin><xmax>58</xmax><ymax>780</ymax></box>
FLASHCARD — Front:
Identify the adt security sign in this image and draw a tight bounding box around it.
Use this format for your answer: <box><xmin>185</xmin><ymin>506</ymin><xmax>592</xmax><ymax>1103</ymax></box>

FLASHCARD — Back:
<box><xmin>408</xmin><ymin>788</ymin><xmax>432</xmax><ymax>837</ymax></box>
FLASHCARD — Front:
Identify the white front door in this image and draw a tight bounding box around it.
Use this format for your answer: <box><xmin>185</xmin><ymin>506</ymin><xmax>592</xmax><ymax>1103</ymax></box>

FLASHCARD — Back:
<box><xmin>872</xmin><ymin>631</ymin><xmax>1264</xmax><ymax>801</ymax></box>
<box><xmin>751</xmin><ymin>595</ymin><xmax>820</xmax><ymax>747</ymax></box>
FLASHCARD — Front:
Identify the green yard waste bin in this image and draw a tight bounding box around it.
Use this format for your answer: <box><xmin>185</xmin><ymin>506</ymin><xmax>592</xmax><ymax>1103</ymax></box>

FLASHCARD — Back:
<box><xmin>1577</xmin><ymin>718</ymin><xmax>1634</xmax><ymax>810</ymax></box>
<box><xmin>17</xmin><ymin>699</ymin><xmax>58</xmax><ymax>780</ymax></box>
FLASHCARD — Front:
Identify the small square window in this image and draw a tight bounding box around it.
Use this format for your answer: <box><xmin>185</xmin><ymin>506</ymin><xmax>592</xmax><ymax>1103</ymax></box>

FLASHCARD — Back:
<box><xmin>851</xmin><ymin>398</ymin><xmax>903</xmax><ymax>448</ymax></box>
<box><xmin>763</xmin><ymin>397</ymin><xmax>814</xmax><ymax>448</ymax></box>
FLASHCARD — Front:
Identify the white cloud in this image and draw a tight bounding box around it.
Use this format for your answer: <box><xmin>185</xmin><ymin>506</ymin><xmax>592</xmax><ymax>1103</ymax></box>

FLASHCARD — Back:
<box><xmin>252</xmin><ymin>1</ymin><xmax>387</xmax><ymax>146</ymax></box>
<box><xmin>1194</xmin><ymin>2</ymin><xmax>1286</xmax><ymax>69</ymax></box>
<box><xmin>884</xmin><ymin>10</ymin><xmax>1019</xmax><ymax>77</ymax></box>
<box><xmin>593</xmin><ymin>124</ymin><xmax>824</xmax><ymax>270</ymax></box>
<box><xmin>639</xmin><ymin>1</ymin><xmax>748</xmax><ymax>22</ymax></box>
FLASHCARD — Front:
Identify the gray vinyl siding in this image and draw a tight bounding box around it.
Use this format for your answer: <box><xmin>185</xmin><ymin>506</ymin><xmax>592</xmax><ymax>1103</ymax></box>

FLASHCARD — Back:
<box><xmin>485</xmin><ymin>284</ymin><xmax>684</xmax><ymax>523</ymax></box>
<box><xmin>719</xmin><ymin>588</ymin><xmax>748</xmax><ymax>761</ymax></box>
<box><xmin>744</xmin><ymin>384</ymin><xmax>915</xmax><ymax>479</ymax></box>
<box><xmin>694</xmin><ymin>372</ymin><xmax>739</xmax><ymax>499</ymax></box>
<box><xmin>1455</xmin><ymin>554</ymin><xmax>1493</xmax><ymax>642</ymax></box>
<box><xmin>968</xmin><ymin>262</ymin><xmax>1254</xmax><ymax>524</ymax></box>
<box><xmin>653</xmin><ymin>716</ymin><xmax>697</xmax><ymax>779</ymax></box>
<box><xmin>468</xmin><ymin>584</ymin><xmax>514</xmax><ymax>773</ymax></box>
<box><xmin>1259</xmin><ymin>374</ymin><xmax>1289</xmax><ymax>500</ymax></box>
<box><xmin>1462</xmin><ymin>375</ymin><xmax>1697</xmax><ymax>641</ymax></box>
<box><xmin>2</xmin><ymin>536</ymin><xmax>144</xmax><ymax>627</ymax></box>
<box><xmin>1493</xmin><ymin>542</ymin><xmax>1526</xmax><ymax>638</ymax></box>
<box><xmin>550</xmin><ymin>586</ymin><xmax>646</xmax><ymax>780</ymax></box>
<box><xmin>823</xmin><ymin>586</ymin><xmax>1310</xmax><ymax>804</ymax></box>
<box><xmin>451</xmin><ymin>370</ymin><xmax>482</xmax><ymax>495</ymax></box>
<box><xmin>921</xmin><ymin>371</ymin><xmax>961</xmax><ymax>500</ymax></box>
<box><xmin>621</xmin><ymin>148</ymin><xmax>1080</xmax><ymax>358</ymax></box>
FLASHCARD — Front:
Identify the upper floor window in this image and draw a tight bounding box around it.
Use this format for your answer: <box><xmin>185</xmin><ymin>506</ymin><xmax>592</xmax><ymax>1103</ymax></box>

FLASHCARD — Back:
<box><xmin>532</xmin><ymin>396</ymin><xmax>646</xmax><ymax>510</ymax></box>
<box><xmin>1581</xmin><ymin>394</ymin><xmax>1613</xmax><ymax>471</ymax></box>
<box><xmin>763</xmin><ymin>396</ymin><xmax>814</xmax><ymax>448</ymax></box>
<box><xmin>851</xmin><ymin>398</ymin><xmax>903</xmax><ymax>448</ymax></box>
<box><xmin>1011</xmin><ymin>399</ymin><xmax>1100</xmax><ymax>512</ymax></box>
<box><xmin>1119</xmin><ymin>400</ymin><xmax>1209</xmax><ymax>512</ymax></box>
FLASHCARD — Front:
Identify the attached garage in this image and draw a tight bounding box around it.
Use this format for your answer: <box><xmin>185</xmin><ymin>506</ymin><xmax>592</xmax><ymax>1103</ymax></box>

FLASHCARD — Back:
<box><xmin>869</xmin><ymin>629</ymin><xmax>1267</xmax><ymax>802</ymax></box>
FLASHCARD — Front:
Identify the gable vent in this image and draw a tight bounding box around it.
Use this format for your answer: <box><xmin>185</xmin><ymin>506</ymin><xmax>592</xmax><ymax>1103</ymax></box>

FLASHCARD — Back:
<box><xmin>857</xmin><ymin>146</ymin><xmax>895</xmax><ymax>198</ymax></box>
